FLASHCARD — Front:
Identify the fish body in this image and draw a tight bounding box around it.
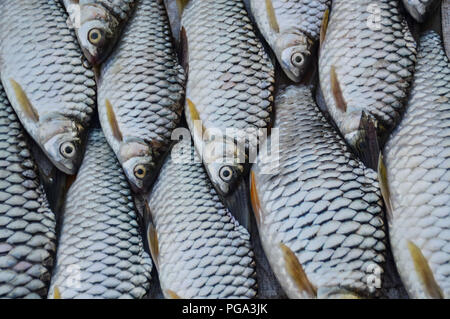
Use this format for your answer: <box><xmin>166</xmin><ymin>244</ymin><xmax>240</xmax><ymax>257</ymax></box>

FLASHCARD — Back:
<box><xmin>443</xmin><ymin>0</ymin><xmax>450</xmax><ymax>59</ymax></box>
<box><xmin>384</xmin><ymin>31</ymin><xmax>450</xmax><ymax>299</ymax></box>
<box><xmin>251</xmin><ymin>85</ymin><xmax>387</xmax><ymax>298</ymax></box>
<box><xmin>0</xmin><ymin>81</ymin><xmax>56</xmax><ymax>299</ymax></box>
<box><xmin>0</xmin><ymin>0</ymin><xmax>96</xmax><ymax>175</ymax></box>
<box><xmin>61</xmin><ymin>0</ymin><xmax>137</xmax><ymax>64</ymax></box>
<box><xmin>146</xmin><ymin>139</ymin><xmax>257</xmax><ymax>299</ymax></box>
<box><xmin>48</xmin><ymin>129</ymin><xmax>152</xmax><ymax>299</ymax></box>
<box><xmin>319</xmin><ymin>0</ymin><xmax>417</xmax><ymax>151</ymax></box>
<box><xmin>181</xmin><ymin>0</ymin><xmax>274</xmax><ymax>201</ymax></box>
<box><xmin>249</xmin><ymin>0</ymin><xmax>331</xmax><ymax>82</ymax></box>
<box><xmin>98</xmin><ymin>0</ymin><xmax>185</xmax><ymax>194</ymax></box>
<box><xmin>402</xmin><ymin>0</ymin><xmax>441</xmax><ymax>23</ymax></box>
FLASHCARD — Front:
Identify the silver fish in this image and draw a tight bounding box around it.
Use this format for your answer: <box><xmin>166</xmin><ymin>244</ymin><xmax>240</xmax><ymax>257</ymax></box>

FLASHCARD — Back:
<box><xmin>61</xmin><ymin>0</ymin><xmax>137</xmax><ymax>64</ymax></box>
<box><xmin>145</xmin><ymin>139</ymin><xmax>257</xmax><ymax>299</ymax></box>
<box><xmin>402</xmin><ymin>0</ymin><xmax>441</xmax><ymax>23</ymax></box>
<box><xmin>319</xmin><ymin>0</ymin><xmax>417</xmax><ymax>154</ymax></box>
<box><xmin>0</xmin><ymin>0</ymin><xmax>96</xmax><ymax>175</ymax></box>
<box><xmin>48</xmin><ymin>129</ymin><xmax>152</xmax><ymax>299</ymax></box>
<box><xmin>383</xmin><ymin>31</ymin><xmax>450</xmax><ymax>299</ymax></box>
<box><xmin>0</xmin><ymin>81</ymin><xmax>56</xmax><ymax>299</ymax></box>
<box><xmin>98</xmin><ymin>0</ymin><xmax>185</xmax><ymax>194</ymax></box>
<box><xmin>181</xmin><ymin>0</ymin><xmax>274</xmax><ymax>204</ymax></box>
<box><xmin>249</xmin><ymin>0</ymin><xmax>331</xmax><ymax>82</ymax></box>
<box><xmin>251</xmin><ymin>85</ymin><xmax>387</xmax><ymax>299</ymax></box>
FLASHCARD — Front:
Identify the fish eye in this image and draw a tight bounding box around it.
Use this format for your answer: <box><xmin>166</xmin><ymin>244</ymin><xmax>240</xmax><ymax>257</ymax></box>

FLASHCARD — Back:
<box><xmin>88</xmin><ymin>28</ymin><xmax>102</xmax><ymax>45</ymax></box>
<box><xmin>219</xmin><ymin>166</ymin><xmax>233</xmax><ymax>182</ymax></box>
<box><xmin>291</xmin><ymin>53</ymin><xmax>305</xmax><ymax>67</ymax></box>
<box><xmin>60</xmin><ymin>142</ymin><xmax>76</xmax><ymax>159</ymax></box>
<box><xmin>134</xmin><ymin>164</ymin><xmax>147</xmax><ymax>179</ymax></box>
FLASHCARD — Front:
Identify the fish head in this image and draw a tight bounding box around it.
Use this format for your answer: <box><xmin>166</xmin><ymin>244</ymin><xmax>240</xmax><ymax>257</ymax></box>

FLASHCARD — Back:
<box><xmin>39</xmin><ymin>118</ymin><xmax>84</xmax><ymax>175</ymax></box>
<box><xmin>77</xmin><ymin>4</ymin><xmax>119</xmax><ymax>65</ymax></box>
<box><xmin>277</xmin><ymin>31</ymin><xmax>314</xmax><ymax>82</ymax></box>
<box><xmin>119</xmin><ymin>141</ymin><xmax>154</xmax><ymax>194</ymax></box>
<box><xmin>203</xmin><ymin>138</ymin><xmax>245</xmax><ymax>197</ymax></box>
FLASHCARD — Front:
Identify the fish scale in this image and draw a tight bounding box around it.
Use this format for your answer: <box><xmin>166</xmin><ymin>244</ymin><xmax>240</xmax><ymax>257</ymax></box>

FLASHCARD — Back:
<box><xmin>251</xmin><ymin>85</ymin><xmax>387</xmax><ymax>298</ymax></box>
<box><xmin>98</xmin><ymin>0</ymin><xmax>185</xmax><ymax>193</ymax></box>
<box><xmin>146</xmin><ymin>140</ymin><xmax>257</xmax><ymax>299</ymax></box>
<box><xmin>47</xmin><ymin>129</ymin><xmax>152</xmax><ymax>299</ymax></box>
<box><xmin>384</xmin><ymin>31</ymin><xmax>450</xmax><ymax>299</ymax></box>
<box><xmin>0</xmin><ymin>81</ymin><xmax>56</xmax><ymax>299</ymax></box>
<box><xmin>319</xmin><ymin>0</ymin><xmax>417</xmax><ymax>150</ymax></box>
<box><xmin>0</xmin><ymin>0</ymin><xmax>96</xmax><ymax>175</ymax></box>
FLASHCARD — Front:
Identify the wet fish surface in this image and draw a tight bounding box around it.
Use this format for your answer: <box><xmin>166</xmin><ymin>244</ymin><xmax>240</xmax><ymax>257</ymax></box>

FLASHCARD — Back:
<box><xmin>61</xmin><ymin>0</ymin><xmax>137</xmax><ymax>64</ymax></box>
<box><xmin>249</xmin><ymin>0</ymin><xmax>331</xmax><ymax>82</ymax></box>
<box><xmin>146</xmin><ymin>139</ymin><xmax>257</xmax><ymax>299</ymax></box>
<box><xmin>319</xmin><ymin>0</ymin><xmax>417</xmax><ymax>153</ymax></box>
<box><xmin>181</xmin><ymin>0</ymin><xmax>275</xmax><ymax>205</ymax></box>
<box><xmin>402</xmin><ymin>0</ymin><xmax>441</xmax><ymax>23</ymax></box>
<box><xmin>0</xmin><ymin>81</ymin><xmax>56</xmax><ymax>299</ymax></box>
<box><xmin>0</xmin><ymin>0</ymin><xmax>96</xmax><ymax>175</ymax></box>
<box><xmin>48</xmin><ymin>129</ymin><xmax>152</xmax><ymax>299</ymax></box>
<box><xmin>251</xmin><ymin>85</ymin><xmax>387</xmax><ymax>298</ymax></box>
<box><xmin>98</xmin><ymin>0</ymin><xmax>185</xmax><ymax>194</ymax></box>
<box><xmin>443</xmin><ymin>0</ymin><xmax>450</xmax><ymax>58</ymax></box>
<box><xmin>384</xmin><ymin>31</ymin><xmax>450</xmax><ymax>299</ymax></box>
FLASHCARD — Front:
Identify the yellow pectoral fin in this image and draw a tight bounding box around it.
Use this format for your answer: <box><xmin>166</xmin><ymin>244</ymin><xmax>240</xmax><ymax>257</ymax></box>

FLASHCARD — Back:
<box><xmin>330</xmin><ymin>66</ymin><xmax>347</xmax><ymax>113</ymax></box>
<box><xmin>147</xmin><ymin>222</ymin><xmax>160</xmax><ymax>271</ymax></box>
<box><xmin>265</xmin><ymin>0</ymin><xmax>280</xmax><ymax>33</ymax></box>
<box><xmin>377</xmin><ymin>154</ymin><xmax>393</xmax><ymax>222</ymax></box>
<box><xmin>166</xmin><ymin>289</ymin><xmax>183</xmax><ymax>299</ymax></box>
<box><xmin>9</xmin><ymin>78</ymin><xmax>39</xmax><ymax>122</ymax></box>
<box><xmin>105</xmin><ymin>99</ymin><xmax>123</xmax><ymax>142</ymax></box>
<box><xmin>320</xmin><ymin>8</ymin><xmax>330</xmax><ymax>48</ymax></box>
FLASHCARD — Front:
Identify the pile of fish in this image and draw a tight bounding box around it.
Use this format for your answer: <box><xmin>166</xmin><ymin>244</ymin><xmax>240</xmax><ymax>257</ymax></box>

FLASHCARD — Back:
<box><xmin>0</xmin><ymin>0</ymin><xmax>448</xmax><ymax>299</ymax></box>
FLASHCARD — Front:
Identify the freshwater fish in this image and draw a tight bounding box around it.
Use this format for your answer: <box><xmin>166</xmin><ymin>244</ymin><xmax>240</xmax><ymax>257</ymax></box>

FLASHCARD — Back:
<box><xmin>0</xmin><ymin>0</ymin><xmax>96</xmax><ymax>175</ymax></box>
<box><xmin>319</xmin><ymin>0</ymin><xmax>417</xmax><ymax>159</ymax></box>
<box><xmin>146</xmin><ymin>139</ymin><xmax>257</xmax><ymax>299</ymax></box>
<box><xmin>0</xmin><ymin>81</ymin><xmax>56</xmax><ymax>299</ymax></box>
<box><xmin>48</xmin><ymin>129</ymin><xmax>152</xmax><ymax>299</ymax></box>
<box><xmin>383</xmin><ymin>31</ymin><xmax>450</xmax><ymax>299</ymax></box>
<box><xmin>180</xmin><ymin>0</ymin><xmax>274</xmax><ymax>218</ymax></box>
<box><xmin>443</xmin><ymin>0</ymin><xmax>450</xmax><ymax>59</ymax></box>
<box><xmin>249</xmin><ymin>0</ymin><xmax>331</xmax><ymax>82</ymax></box>
<box><xmin>402</xmin><ymin>0</ymin><xmax>441</xmax><ymax>23</ymax></box>
<box><xmin>61</xmin><ymin>0</ymin><xmax>137</xmax><ymax>64</ymax></box>
<box><xmin>251</xmin><ymin>85</ymin><xmax>387</xmax><ymax>299</ymax></box>
<box><xmin>98</xmin><ymin>0</ymin><xmax>185</xmax><ymax>194</ymax></box>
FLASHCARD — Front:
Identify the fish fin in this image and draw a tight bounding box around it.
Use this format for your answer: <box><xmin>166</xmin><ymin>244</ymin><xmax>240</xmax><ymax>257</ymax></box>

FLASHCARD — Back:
<box><xmin>377</xmin><ymin>153</ymin><xmax>393</xmax><ymax>223</ymax></box>
<box><xmin>9</xmin><ymin>79</ymin><xmax>39</xmax><ymax>122</ymax></box>
<box><xmin>265</xmin><ymin>0</ymin><xmax>280</xmax><ymax>33</ymax></box>
<box><xmin>53</xmin><ymin>286</ymin><xmax>61</xmax><ymax>299</ymax></box>
<box><xmin>223</xmin><ymin>177</ymin><xmax>251</xmax><ymax>232</ymax></box>
<box><xmin>146</xmin><ymin>222</ymin><xmax>160</xmax><ymax>271</ymax></box>
<box><xmin>176</xmin><ymin>0</ymin><xmax>189</xmax><ymax>15</ymax></box>
<box><xmin>329</xmin><ymin>66</ymin><xmax>347</xmax><ymax>113</ymax></box>
<box><xmin>250</xmin><ymin>171</ymin><xmax>263</xmax><ymax>226</ymax></box>
<box><xmin>186</xmin><ymin>98</ymin><xmax>206</xmax><ymax>136</ymax></box>
<box><xmin>105</xmin><ymin>99</ymin><xmax>123</xmax><ymax>142</ymax></box>
<box><xmin>320</xmin><ymin>8</ymin><xmax>330</xmax><ymax>48</ymax></box>
<box><xmin>166</xmin><ymin>289</ymin><xmax>182</xmax><ymax>299</ymax></box>
<box><xmin>407</xmin><ymin>241</ymin><xmax>444</xmax><ymax>299</ymax></box>
<box><xmin>180</xmin><ymin>26</ymin><xmax>189</xmax><ymax>75</ymax></box>
<box><xmin>354</xmin><ymin>112</ymin><xmax>380</xmax><ymax>170</ymax></box>
<box><xmin>280</xmin><ymin>243</ymin><xmax>317</xmax><ymax>298</ymax></box>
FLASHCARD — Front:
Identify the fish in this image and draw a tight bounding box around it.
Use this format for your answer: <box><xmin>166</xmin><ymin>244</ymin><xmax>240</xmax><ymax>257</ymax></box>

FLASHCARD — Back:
<box><xmin>145</xmin><ymin>138</ymin><xmax>257</xmax><ymax>299</ymax></box>
<box><xmin>249</xmin><ymin>0</ymin><xmax>331</xmax><ymax>82</ymax></box>
<box><xmin>61</xmin><ymin>0</ymin><xmax>137</xmax><ymax>65</ymax></box>
<box><xmin>319</xmin><ymin>0</ymin><xmax>417</xmax><ymax>159</ymax></box>
<box><xmin>402</xmin><ymin>0</ymin><xmax>441</xmax><ymax>23</ymax></box>
<box><xmin>0</xmin><ymin>81</ymin><xmax>56</xmax><ymax>299</ymax></box>
<box><xmin>251</xmin><ymin>85</ymin><xmax>387</xmax><ymax>299</ymax></box>
<box><xmin>47</xmin><ymin>129</ymin><xmax>152</xmax><ymax>299</ymax></box>
<box><xmin>443</xmin><ymin>0</ymin><xmax>450</xmax><ymax>59</ymax></box>
<box><xmin>0</xmin><ymin>0</ymin><xmax>97</xmax><ymax>175</ymax></box>
<box><xmin>180</xmin><ymin>0</ymin><xmax>275</xmax><ymax>218</ymax></box>
<box><xmin>98</xmin><ymin>0</ymin><xmax>185</xmax><ymax>194</ymax></box>
<box><xmin>383</xmin><ymin>31</ymin><xmax>450</xmax><ymax>299</ymax></box>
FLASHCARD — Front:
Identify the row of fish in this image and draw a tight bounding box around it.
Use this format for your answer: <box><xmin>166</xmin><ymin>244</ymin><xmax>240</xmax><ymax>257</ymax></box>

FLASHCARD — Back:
<box><xmin>0</xmin><ymin>0</ymin><xmax>448</xmax><ymax>298</ymax></box>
